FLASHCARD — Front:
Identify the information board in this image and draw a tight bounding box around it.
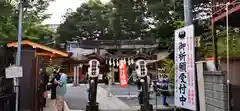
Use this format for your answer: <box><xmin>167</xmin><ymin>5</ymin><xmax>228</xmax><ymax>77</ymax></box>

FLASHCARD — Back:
<box><xmin>5</xmin><ymin>65</ymin><xmax>23</xmax><ymax>79</ymax></box>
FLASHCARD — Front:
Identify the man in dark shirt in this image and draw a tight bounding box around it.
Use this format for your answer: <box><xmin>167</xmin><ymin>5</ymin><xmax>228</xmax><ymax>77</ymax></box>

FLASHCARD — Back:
<box><xmin>159</xmin><ymin>74</ymin><xmax>169</xmax><ymax>106</ymax></box>
<box><xmin>51</xmin><ymin>71</ymin><xmax>60</xmax><ymax>99</ymax></box>
<box><xmin>40</xmin><ymin>68</ymin><xmax>49</xmax><ymax>107</ymax></box>
<box><xmin>136</xmin><ymin>78</ymin><xmax>143</xmax><ymax>105</ymax></box>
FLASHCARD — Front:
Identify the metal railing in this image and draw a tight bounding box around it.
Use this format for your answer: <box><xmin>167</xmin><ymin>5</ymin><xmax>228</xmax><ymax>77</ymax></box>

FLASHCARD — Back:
<box><xmin>0</xmin><ymin>47</ymin><xmax>15</xmax><ymax>111</ymax></box>
<box><xmin>212</xmin><ymin>0</ymin><xmax>237</xmax><ymax>16</ymax></box>
<box><xmin>0</xmin><ymin>93</ymin><xmax>16</xmax><ymax>111</ymax></box>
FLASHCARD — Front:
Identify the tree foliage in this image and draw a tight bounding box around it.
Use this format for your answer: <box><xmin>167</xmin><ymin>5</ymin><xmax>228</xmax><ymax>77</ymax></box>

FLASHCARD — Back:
<box><xmin>0</xmin><ymin>0</ymin><xmax>55</xmax><ymax>45</ymax></box>
<box><xmin>56</xmin><ymin>0</ymin><xmax>186</xmax><ymax>50</ymax></box>
<box><xmin>56</xmin><ymin>0</ymin><xmax>151</xmax><ymax>45</ymax></box>
<box><xmin>56</xmin><ymin>0</ymin><xmax>113</xmax><ymax>43</ymax></box>
<box><xmin>55</xmin><ymin>0</ymin><xmax>226</xmax><ymax>56</ymax></box>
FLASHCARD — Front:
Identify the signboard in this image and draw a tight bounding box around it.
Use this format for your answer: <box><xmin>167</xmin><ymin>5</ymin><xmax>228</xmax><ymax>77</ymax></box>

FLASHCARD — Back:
<box><xmin>174</xmin><ymin>25</ymin><xmax>196</xmax><ymax>110</ymax></box>
<box><xmin>5</xmin><ymin>65</ymin><xmax>23</xmax><ymax>79</ymax></box>
<box><xmin>119</xmin><ymin>60</ymin><xmax>128</xmax><ymax>87</ymax></box>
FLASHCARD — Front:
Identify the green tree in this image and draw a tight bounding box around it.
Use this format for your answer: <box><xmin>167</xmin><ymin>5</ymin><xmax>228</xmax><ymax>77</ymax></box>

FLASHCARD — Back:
<box><xmin>0</xmin><ymin>0</ymin><xmax>55</xmax><ymax>45</ymax></box>
<box><xmin>56</xmin><ymin>0</ymin><xmax>213</xmax><ymax>51</ymax></box>
<box><xmin>111</xmin><ymin>0</ymin><xmax>150</xmax><ymax>40</ymax></box>
<box><xmin>216</xmin><ymin>28</ymin><xmax>240</xmax><ymax>56</ymax></box>
<box><xmin>22</xmin><ymin>0</ymin><xmax>55</xmax><ymax>42</ymax></box>
<box><xmin>56</xmin><ymin>0</ymin><xmax>113</xmax><ymax>44</ymax></box>
<box><xmin>146</xmin><ymin>0</ymin><xmax>212</xmax><ymax>51</ymax></box>
<box><xmin>0</xmin><ymin>1</ymin><xmax>17</xmax><ymax>44</ymax></box>
<box><xmin>146</xmin><ymin>0</ymin><xmax>184</xmax><ymax>50</ymax></box>
<box><xmin>56</xmin><ymin>0</ymin><xmax>150</xmax><ymax>46</ymax></box>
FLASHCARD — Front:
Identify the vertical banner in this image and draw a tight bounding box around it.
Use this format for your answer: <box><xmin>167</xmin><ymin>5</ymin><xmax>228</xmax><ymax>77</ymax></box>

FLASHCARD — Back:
<box><xmin>174</xmin><ymin>25</ymin><xmax>196</xmax><ymax>110</ymax></box>
<box><xmin>119</xmin><ymin>60</ymin><xmax>128</xmax><ymax>87</ymax></box>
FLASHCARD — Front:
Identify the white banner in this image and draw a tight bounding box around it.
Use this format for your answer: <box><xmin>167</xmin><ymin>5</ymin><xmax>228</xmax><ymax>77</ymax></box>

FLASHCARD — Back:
<box><xmin>174</xmin><ymin>25</ymin><xmax>196</xmax><ymax>110</ymax></box>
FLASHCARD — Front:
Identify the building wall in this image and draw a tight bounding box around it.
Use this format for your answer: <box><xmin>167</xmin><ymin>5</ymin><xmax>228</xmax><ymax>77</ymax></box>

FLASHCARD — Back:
<box><xmin>204</xmin><ymin>71</ymin><xmax>228</xmax><ymax>111</ymax></box>
<box><xmin>19</xmin><ymin>49</ymin><xmax>36</xmax><ymax>110</ymax></box>
<box><xmin>219</xmin><ymin>58</ymin><xmax>240</xmax><ymax>85</ymax></box>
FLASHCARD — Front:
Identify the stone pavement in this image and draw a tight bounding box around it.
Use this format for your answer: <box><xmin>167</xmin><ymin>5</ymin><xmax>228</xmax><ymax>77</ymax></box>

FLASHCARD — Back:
<box><xmin>98</xmin><ymin>84</ymin><xmax>175</xmax><ymax>110</ymax></box>
<box><xmin>64</xmin><ymin>83</ymin><xmax>132</xmax><ymax>110</ymax></box>
<box><xmin>97</xmin><ymin>86</ymin><xmax>132</xmax><ymax>110</ymax></box>
<box><xmin>43</xmin><ymin>96</ymin><xmax>71</xmax><ymax>111</ymax></box>
<box><xmin>43</xmin><ymin>99</ymin><xmax>56</xmax><ymax>111</ymax></box>
<box><xmin>101</xmin><ymin>84</ymin><xmax>174</xmax><ymax>107</ymax></box>
<box><xmin>64</xmin><ymin>84</ymin><xmax>88</xmax><ymax>110</ymax></box>
<box><xmin>47</xmin><ymin>84</ymin><xmax>175</xmax><ymax>111</ymax></box>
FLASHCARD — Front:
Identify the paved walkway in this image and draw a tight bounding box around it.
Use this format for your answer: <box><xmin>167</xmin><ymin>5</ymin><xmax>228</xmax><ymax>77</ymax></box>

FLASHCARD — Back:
<box><xmin>97</xmin><ymin>86</ymin><xmax>132</xmax><ymax>110</ymax></box>
<box><xmin>64</xmin><ymin>84</ymin><xmax>89</xmax><ymax>110</ymax></box>
<box><xmin>45</xmin><ymin>84</ymin><xmax>175</xmax><ymax>111</ymax></box>
<box><xmin>43</xmin><ymin>92</ymin><xmax>71</xmax><ymax>111</ymax></box>
<box><xmin>101</xmin><ymin>84</ymin><xmax>174</xmax><ymax>106</ymax></box>
<box><xmin>64</xmin><ymin>84</ymin><xmax>132</xmax><ymax>110</ymax></box>
<box><xmin>43</xmin><ymin>99</ymin><xmax>56</xmax><ymax>111</ymax></box>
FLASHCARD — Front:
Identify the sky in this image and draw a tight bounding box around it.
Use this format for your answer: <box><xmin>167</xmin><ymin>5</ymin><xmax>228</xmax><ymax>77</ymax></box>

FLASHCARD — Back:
<box><xmin>42</xmin><ymin>0</ymin><xmax>109</xmax><ymax>24</ymax></box>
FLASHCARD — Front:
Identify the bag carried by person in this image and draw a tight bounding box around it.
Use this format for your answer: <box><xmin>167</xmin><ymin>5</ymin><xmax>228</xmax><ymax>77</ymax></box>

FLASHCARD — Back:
<box><xmin>43</xmin><ymin>85</ymin><xmax>48</xmax><ymax>98</ymax></box>
<box><xmin>43</xmin><ymin>91</ymin><xmax>48</xmax><ymax>98</ymax></box>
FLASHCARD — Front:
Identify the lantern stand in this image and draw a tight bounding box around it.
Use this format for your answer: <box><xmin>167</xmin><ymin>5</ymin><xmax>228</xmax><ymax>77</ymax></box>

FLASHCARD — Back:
<box><xmin>86</xmin><ymin>59</ymin><xmax>100</xmax><ymax>111</ymax></box>
<box><xmin>136</xmin><ymin>59</ymin><xmax>153</xmax><ymax>111</ymax></box>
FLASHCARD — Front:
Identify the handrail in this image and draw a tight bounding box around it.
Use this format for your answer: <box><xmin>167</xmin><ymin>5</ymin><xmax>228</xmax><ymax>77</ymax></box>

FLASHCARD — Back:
<box><xmin>212</xmin><ymin>0</ymin><xmax>237</xmax><ymax>15</ymax></box>
<box><xmin>0</xmin><ymin>93</ymin><xmax>15</xmax><ymax>99</ymax></box>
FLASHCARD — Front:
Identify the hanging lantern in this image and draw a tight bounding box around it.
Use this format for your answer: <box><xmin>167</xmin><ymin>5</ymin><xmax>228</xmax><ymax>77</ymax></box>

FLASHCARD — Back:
<box><xmin>123</xmin><ymin>58</ymin><xmax>126</xmax><ymax>64</ymax></box>
<box><xmin>127</xmin><ymin>58</ymin><xmax>131</xmax><ymax>65</ymax></box>
<box><xmin>105</xmin><ymin>59</ymin><xmax>108</xmax><ymax>64</ymax></box>
<box><xmin>109</xmin><ymin>58</ymin><xmax>112</xmax><ymax>66</ymax></box>
<box><xmin>116</xmin><ymin>59</ymin><xmax>119</xmax><ymax>67</ymax></box>
<box><xmin>113</xmin><ymin>58</ymin><xmax>116</xmax><ymax>66</ymax></box>
<box><xmin>131</xmin><ymin>59</ymin><xmax>134</xmax><ymax>64</ymax></box>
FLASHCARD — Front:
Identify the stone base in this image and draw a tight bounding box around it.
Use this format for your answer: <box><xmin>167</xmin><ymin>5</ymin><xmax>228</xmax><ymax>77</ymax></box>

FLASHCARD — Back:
<box><xmin>86</xmin><ymin>103</ymin><xmax>99</xmax><ymax>111</ymax></box>
<box><xmin>140</xmin><ymin>104</ymin><xmax>153</xmax><ymax>111</ymax></box>
<box><xmin>72</xmin><ymin>83</ymin><xmax>79</xmax><ymax>86</ymax></box>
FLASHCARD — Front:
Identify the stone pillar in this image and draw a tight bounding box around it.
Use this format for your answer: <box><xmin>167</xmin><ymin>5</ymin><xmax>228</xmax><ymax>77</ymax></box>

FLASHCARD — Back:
<box><xmin>204</xmin><ymin>71</ymin><xmax>228</xmax><ymax>111</ymax></box>
<box><xmin>107</xmin><ymin>71</ymin><xmax>112</xmax><ymax>97</ymax></box>
<box><xmin>79</xmin><ymin>64</ymin><xmax>83</xmax><ymax>81</ymax></box>
<box><xmin>76</xmin><ymin>65</ymin><xmax>79</xmax><ymax>85</ymax></box>
<box><xmin>73</xmin><ymin>66</ymin><xmax>77</xmax><ymax>86</ymax></box>
<box><xmin>112</xmin><ymin>67</ymin><xmax>115</xmax><ymax>84</ymax></box>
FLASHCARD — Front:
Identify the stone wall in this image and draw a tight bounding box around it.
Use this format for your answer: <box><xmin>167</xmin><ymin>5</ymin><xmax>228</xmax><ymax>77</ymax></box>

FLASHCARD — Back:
<box><xmin>204</xmin><ymin>71</ymin><xmax>228</xmax><ymax>111</ymax></box>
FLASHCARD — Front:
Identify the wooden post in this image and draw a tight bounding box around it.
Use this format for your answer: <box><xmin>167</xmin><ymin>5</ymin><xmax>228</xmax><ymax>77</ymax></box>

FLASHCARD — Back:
<box><xmin>212</xmin><ymin>22</ymin><xmax>218</xmax><ymax>69</ymax></box>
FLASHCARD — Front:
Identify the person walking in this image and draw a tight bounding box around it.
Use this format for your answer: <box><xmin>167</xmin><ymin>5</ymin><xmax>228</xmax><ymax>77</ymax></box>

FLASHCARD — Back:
<box><xmin>51</xmin><ymin>70</ymin><xmax>60</xmax><ymax>99</ymax></box>
<box><xmin>55</xmin><ymin>70</ymin><xmax>68</xmax><ymax>111</ymax></box>
<box><xmin>103</xmin><ymin>73</ymin><xmax>109</xmax><ymax>85</ymax></box>
<box><xmin>160</xmin><ymin>74</ymin><xmax>169</xmax><ymax>106</ymax></box>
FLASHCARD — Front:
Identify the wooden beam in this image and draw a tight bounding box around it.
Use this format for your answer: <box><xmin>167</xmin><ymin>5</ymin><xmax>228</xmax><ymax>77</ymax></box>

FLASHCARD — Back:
<box><xmin>7</xmin><ymin>40</ymin><xmax>69</xmax><ymax>57</ymax></box>
<box><xmin>35</xmin><ymin>52</ymin><xmax>60</xmax><ymax>57</ymax></box>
